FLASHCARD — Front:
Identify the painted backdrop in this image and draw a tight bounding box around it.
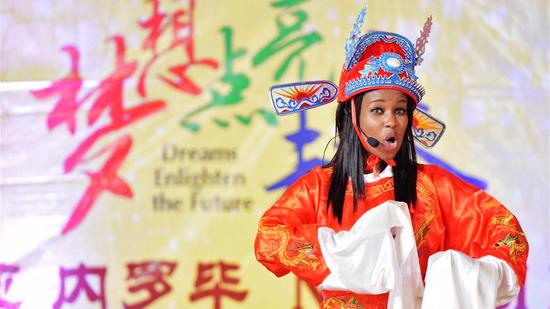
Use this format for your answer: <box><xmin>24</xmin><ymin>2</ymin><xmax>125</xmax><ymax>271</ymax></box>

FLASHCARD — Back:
<box><xmin>1</xmin><ymin>0</ymin><xmax>549</xmax><ymax>308</ymax></box>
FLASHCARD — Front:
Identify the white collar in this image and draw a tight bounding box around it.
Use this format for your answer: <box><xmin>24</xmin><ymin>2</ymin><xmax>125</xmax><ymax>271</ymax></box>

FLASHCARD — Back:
<box><xmin>363</xmin><ymin>164</ymin><xmax>393</xmax><ymax>183</ymax></box>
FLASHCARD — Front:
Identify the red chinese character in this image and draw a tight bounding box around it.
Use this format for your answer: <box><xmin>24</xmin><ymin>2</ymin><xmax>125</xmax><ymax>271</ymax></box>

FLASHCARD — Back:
<box><xmin>61</xmin><ymin>135</ymin><xmax>133</xmax><ymax>234</ymax></box>
<box><xmin>32</xmin><ymin>36</ymin><xmax>166</xmax><ymax>235</ymax></box>
<box><xmin>137</xmin><ymin>0</ymin><xmax>218</xmax><ymax>97</ymax></box>
<box><xmin>189</xmin><ymin>261</ymin><xmax>248</xmax><ymax>309</ymax></box>
<box><xmin>62</xmin><ymin>35</ymin><xmax>165</xmax><ymax>175</ymax></box>
<box><xmin>31</xmin><ymin>46</ymin><xmax>82</xmax><ymax>135</ymax></box>
<box><xmin>0</xmin><ymin>264</ymin><xmax>22</xmax><ymax>309</ymax></box>
<box><xmin>52</xmin><ymin>263</ymin><xmax>107</xmax><ymax>309</ymax></box>
<box><xmin>123</xmin><ymin>260</ymin><xmax>177</xmax><ymax>309</ymax></box>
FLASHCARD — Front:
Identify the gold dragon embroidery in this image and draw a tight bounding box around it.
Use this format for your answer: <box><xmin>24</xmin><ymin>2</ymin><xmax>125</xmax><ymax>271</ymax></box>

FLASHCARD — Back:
<box><xmin>490</xmin><ymin>210</ymin><xmax>526</xmax><ymax>263</ymax></box>
<box><xmin>490</xmin><ymin>211</ymin><xmax>514</xmax><ymax>226</ymax></box>
<box><xmin>414</xmin><ymin>173</ymin><xmax>436</xmax><ymax>249</ymax></box>
<box><xmin>493</xmin><ymin>232</ymin><xmax>527</xmax><ymax>264</ymax></box>
<box><xmin>258</xmin><ymin>218</ymin><xmax>320</xmax><ymax>270</ymax></box>
<box><xmin>414</xmin><ymin>206</ymin><xmax>435</xmax><ymax>248</ymax></box>
<box><xmin>323</xmin><ymin>296</ymin><xmax>364</xmax><ymax>309</ymax></box>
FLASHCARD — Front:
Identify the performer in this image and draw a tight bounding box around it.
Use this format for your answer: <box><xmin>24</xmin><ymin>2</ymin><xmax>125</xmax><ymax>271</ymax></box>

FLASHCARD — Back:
<box><xmin>254</xmin><ymin>4</ymin><xmax>528</xmax><ymax>309</ymax></box>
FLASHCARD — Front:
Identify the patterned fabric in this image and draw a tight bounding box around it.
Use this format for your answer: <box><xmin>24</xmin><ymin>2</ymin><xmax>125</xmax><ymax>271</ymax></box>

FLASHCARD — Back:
<box><xmin>254</xmin><ymin>164</ymin><xmax>528</xmax><ymax>308</ymax></box>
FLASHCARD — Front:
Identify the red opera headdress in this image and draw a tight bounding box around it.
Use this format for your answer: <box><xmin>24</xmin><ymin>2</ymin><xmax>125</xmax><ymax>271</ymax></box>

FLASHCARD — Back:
<box><xmin>269</xmin><ymin>4</ymin><xmax>445</xmax><ymax>148</ymax></box>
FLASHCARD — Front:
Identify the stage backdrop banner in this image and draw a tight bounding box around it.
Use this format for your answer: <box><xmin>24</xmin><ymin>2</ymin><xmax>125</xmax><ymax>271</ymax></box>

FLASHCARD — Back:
<box><xmin>1</xmin><ymin>1</ymin><xmax>548</xmax><ymax>308</ymax></box>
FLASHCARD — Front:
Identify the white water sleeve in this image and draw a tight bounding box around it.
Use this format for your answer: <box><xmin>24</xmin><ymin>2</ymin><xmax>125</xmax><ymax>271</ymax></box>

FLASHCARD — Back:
<box><xmin>317</xmin><ymin>201</ymin><xmax>424</xmax><ymax>309</ymax></box>
<box><xmin>421</xmin><ymin>250</ymin><xmax>520</xmax><ymax>308</ymax></box>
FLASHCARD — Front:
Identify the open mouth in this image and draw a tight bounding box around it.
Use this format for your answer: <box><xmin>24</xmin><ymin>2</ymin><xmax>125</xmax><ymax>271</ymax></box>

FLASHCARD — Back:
<box><xmin>383</xmin><ymin>136</ymin><xmax>397</xmax><ymax>150</ymax></box>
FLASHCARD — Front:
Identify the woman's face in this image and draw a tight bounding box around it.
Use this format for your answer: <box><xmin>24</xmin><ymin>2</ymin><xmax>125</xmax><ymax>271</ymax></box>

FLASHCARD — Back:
<box><xmin>359</xmin><ymin>89</ymin><xmax>409</xmax><ymax>161</ymax></box>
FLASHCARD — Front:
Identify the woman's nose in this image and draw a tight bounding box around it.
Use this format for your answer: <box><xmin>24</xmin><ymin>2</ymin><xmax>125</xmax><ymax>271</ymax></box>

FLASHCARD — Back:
<box><xmin>384</xmin><ymin>114</ymin><xmax>396</xmax><ymax>128</ymax></box>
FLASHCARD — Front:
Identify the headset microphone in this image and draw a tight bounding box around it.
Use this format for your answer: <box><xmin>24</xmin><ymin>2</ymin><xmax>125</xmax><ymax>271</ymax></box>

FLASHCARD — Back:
<box><xmin>367</xmin><ymin>136</ymin><xmax>380</xmax><ymax>148</ymax></box>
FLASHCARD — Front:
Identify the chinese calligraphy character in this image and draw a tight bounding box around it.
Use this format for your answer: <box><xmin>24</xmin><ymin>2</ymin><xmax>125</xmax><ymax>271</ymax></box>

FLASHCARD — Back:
<box><xmin>272</xmin><ymin>0</ymin><xmax>308</xmax><ymax>7</ymax></box>
<box><xmin>52</xmin><ymin>263</ymin><xmax>107</xmax><ymax>309</ymax></box>
<box><xmin>189</xmin><ymin>261</ymin><xmax>248</xmax><ymax>309</ymax></box>
<box><xmin>232</xmin><ymin>108</ymin><xmax>278</xmax><ymax>127</ymax></box>
<box><xmin>416</xmin><ymin>147</ymin><xmax>487</xmax><ymax>189</ymax></box>
<box><xmin>138</xmin><ymin>0</ymin><xmax>218</xmax><ymax>97</ymax></box>
<box><xmin>181</xmin><ymin>26</ymin><xmax>249</xmax><ymax>132</ymax></box>
<box><xmin>0</xmin><ymin>264</ymin><xmax>21</xmax><ymax>309</ymax></box>
<box><xmin>266</xmin><ymin>111</ymin><xmax>323</xmax><ymax>191</ymax></box>
<box><xmin>123</xmin><ymin>260</ymin><xmax>177</xmax><ymax>309</ymax></box>
<box><xmin>31</xmin><ymin>36</ymin><xmax>166</xmax><ymax>235</ymax></box>
<box><xmin>252</xmin><ymin>1</ymin><xmax>322</xmax><ymax>81</ymax></box>
<box><xmin>31</xmin><ymin>46</ymin><xmax>82</xmax><ymax>135</ymax></box>
<box><xmin>62</xmin><ymin>135</ymin><xmax>133</xmax><ymax>234</ymax></box>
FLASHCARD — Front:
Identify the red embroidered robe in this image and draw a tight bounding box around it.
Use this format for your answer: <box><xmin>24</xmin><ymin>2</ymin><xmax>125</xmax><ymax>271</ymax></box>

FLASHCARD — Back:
<box><xmin>254</xmin><ymin>164</ymin><xmax>528</xmax><ymax>308</ymax></box>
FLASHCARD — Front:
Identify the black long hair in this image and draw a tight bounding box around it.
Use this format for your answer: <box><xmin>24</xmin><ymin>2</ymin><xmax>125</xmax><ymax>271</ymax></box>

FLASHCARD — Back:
<box><xmin>324</xmin><ymin>92</ymin><xmax>418</xmax><ymax>223</ymax></box>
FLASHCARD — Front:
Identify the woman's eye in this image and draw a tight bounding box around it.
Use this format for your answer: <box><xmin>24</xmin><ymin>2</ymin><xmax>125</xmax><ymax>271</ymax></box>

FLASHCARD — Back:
<box><xmin>370</xmin><ymin>108</ymin><xmax>383</xmax><ymax>114</ymax></box>
<box><xmin>395</xmin><ymin>108</ymin><xmax>407</xmax><ymax>115</ymax></box>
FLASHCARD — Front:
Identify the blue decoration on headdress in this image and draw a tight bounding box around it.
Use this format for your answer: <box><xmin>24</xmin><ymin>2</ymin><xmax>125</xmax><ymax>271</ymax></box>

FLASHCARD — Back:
<box><xmin>344</xmin><ymin>5</ymin><xmax>366</xmax><ymax>66</ymax></box>
<box><xmin>358</xmin><ymin>53</ymin><xmax>409</xmax><ymax>78</ymax></box>
<box><xmin>345</xmin><ymin>74</ymin><xmax>425</xmax><ymax>103</ymax></box>
<box><xmin>269</xmin><ymin>80</ymin><xmax>338</xmax><ymax>115</ymax></box>
<box><xmin>343</xmin><ymin>31</ymin><xmax>425</xmax><ymax>102</ymax></box>
<box><xmin>346</xmin><ymin>32</ymin><xmax>416</xmax><ymax>72</ymax></box>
